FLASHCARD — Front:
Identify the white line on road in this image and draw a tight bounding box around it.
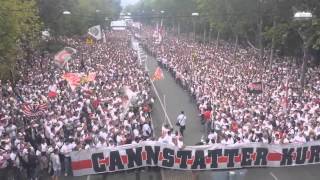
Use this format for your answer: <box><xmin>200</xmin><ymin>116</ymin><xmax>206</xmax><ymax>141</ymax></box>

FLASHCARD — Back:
<box><xmin>270</xmin><ymin>172</ymin><xmax>279</xmax><ymax>180</ymax></box>
<box><xmin>150</xmin><ymin>73</ymin><xmax>173</xmax><ymax>127</ymax></box>
<box><xmin>136</xmin><ymin>43</ymin><xmax>173</xmax><ymax>127</ymax></box>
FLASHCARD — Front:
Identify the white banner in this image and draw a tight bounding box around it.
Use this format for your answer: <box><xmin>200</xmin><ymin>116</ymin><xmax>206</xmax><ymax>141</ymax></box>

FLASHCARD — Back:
<box><xmin>71</xmin><ymin>141</ymin><xmax>320</xmax><ymax>176</ymax></box>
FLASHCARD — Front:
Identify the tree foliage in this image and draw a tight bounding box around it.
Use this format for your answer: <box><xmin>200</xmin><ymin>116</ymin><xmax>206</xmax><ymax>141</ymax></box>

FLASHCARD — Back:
<box><xmin>0</xmin><ymin>0</ymin><xmax>122</xmax><ymax>81</ymax></box>
<box><xmin>0</xmin><ymin>0</ymin><xmax>41</xmax><ymax>81</ymax></box>
<box><xmin>128</xmin><ymin>0</ymin><xmax>320</xmax><ymax>60</ymax></box>
<box><xmin>38</xmin><ymin>0</ymin><xmax>122</xmax><ymax>36</ymax></box>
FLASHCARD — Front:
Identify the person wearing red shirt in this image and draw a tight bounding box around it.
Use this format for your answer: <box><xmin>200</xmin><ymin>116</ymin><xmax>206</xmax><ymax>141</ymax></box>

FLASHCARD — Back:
<box><xmin>203</xmin><ymin>110</ymin><xmax>211</xmax><ymax>136</ymax></box>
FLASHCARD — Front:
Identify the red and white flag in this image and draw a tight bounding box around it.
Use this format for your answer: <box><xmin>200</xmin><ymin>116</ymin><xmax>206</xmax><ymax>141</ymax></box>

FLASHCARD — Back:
<box><xmin>62</xmin><ymin>73</ymin><xmax>81</xmax><ymax>91</ymax></box>
<box><xmin>22</xmin><ymin>103</ymin><xmax>48</xmax><ymax>119</ymax></box>
<box><xmin>48</xmin><ymin>84</ymin><xmax>58</xmax><ymax>98</ymax></box>
<box><xmin>54</xmin><ymin>47</ymin><xmax>76</xmax><ymax>67</ymax></box>
<box><xmin>152</xmin><ymin>67</ymin><xmax>164</xmax><ymax>81</ymax></box>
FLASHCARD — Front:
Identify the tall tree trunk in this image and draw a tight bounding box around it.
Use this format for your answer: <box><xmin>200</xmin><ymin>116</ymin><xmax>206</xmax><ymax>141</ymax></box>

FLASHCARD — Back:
<box><xmin>269</xmin><ymin>19</ymin><xmax>276</xmax><ymax>68</ymax></box>
<box><xmin>172</xmin><ymin>18</ymin><xmax>175</xmax><ymax>34</ymax></box>
<box><xmin>178</xmin><ymin>21</ymin><xmax>181</xmax><ymax>37</ymax></box>
<box><xmin>203</xmin><ymin>26</ymin><xmax>206</xmax><ymax>43</ymax></box>
<box><xmin>300</xmin><ymin>45</ymin><xmax>308</xmax><ymax>98</ymax></box>
<box><xmin>193</xmin><ymin>20</ymin><xmax>196</xmax><ymax>41</ymax></box>
<box><xmin>258</xmin><ymin>18</ymin><xmax>264</xmax><ymax>61</ymax></box>
<box><xmin>209</xmin><ymin>28</ymin><xmax>212</xmax><ymax>44</ymax></box>
<box><xmin>216</xmin><ymin>31</ymin><xmax>220</xmax><ymax>49</ymax></box>
<box><xmin>233</xmin><ymin>34</ymin><xmax>239</xmax><ymax>60</ymax></box>
<box><xmin>257</xmin><ymin>0</ymin><xmax>264</xmax><ymax>61</ymax></box>
<box><xmin>10</xmin><ymin>66</ymin><xmax>16</xmax><ymax>88</ymax></box>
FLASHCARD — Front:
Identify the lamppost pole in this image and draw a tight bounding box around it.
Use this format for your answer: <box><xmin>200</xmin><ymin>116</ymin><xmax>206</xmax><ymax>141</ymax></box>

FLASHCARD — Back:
<box><xmin>293</xmin><ymin>11</ymin><xmax>313</xmax><ymax>99</ymax></box>
<box><xmin>192</xmin><ymin>12</ymin><xmax>199</xmax><ymax>41</ymax></box>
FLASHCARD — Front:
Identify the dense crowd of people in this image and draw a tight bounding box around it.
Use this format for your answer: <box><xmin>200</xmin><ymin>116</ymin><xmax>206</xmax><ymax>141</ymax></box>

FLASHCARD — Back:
<box><xmin>139</xmin><ymin>26</ymin><xmax>320</xmax><ymax>146</ymax></box>
<box><xmin>0</xmin><ymin>31</ymin><xmax>155</xmax><ymax>179</ymax></box>
<box><xmin>0</xmin><ymin>25</ymin><xmax>319</xmax><ymax>179</ymax></box>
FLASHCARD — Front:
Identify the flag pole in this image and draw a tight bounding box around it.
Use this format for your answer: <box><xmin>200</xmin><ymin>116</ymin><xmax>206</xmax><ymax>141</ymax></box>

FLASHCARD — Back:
<box><xmin>163</xmin><ymin>94</ymin><xmax>166</xmax><ymax>123</ymax></box>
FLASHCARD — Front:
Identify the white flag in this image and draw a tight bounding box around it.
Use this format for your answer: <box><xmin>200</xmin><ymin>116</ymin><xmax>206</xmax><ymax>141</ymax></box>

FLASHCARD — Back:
<box><xmin>88</xmin><ymin>25</ymin><xmax>102</xmax><ymax>40</ymax></box>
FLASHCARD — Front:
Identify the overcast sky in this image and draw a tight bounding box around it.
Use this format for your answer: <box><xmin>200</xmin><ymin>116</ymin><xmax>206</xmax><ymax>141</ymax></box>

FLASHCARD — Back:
<box><xmin>121</xmin><ymin>0</ymin><xmax>140</xmax><ymax>7</ymax></box>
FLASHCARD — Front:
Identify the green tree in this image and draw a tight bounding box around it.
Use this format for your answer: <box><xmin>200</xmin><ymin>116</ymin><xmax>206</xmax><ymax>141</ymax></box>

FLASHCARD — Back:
<box><xmin>0</xmin><ymin>0</ymin><xmax>41</xmax><ymax>81</ymax></box>
<box><xmin>38</xmin><ymin>0</ymin><xmax>122</xmax><ymax>36</ymax></box>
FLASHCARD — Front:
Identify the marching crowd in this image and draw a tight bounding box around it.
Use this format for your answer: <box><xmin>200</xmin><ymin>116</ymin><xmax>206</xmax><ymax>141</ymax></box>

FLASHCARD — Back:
<box><xmin>0</xmin><ymin>31</ymin><xmax>155</xmax><ymax>179</ymax></box>
<box><xmin>0</xmin><ymin>25</ymin><xmax>319</xmax><ymax>179</ymax></box>
<box><xmin>139</xmin><ymin>26</ymin><xmax>320</xmax><ymax>146</ymax></box>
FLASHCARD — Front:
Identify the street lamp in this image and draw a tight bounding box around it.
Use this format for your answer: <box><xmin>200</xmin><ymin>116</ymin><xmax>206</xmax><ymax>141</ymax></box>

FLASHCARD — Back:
<box><xmin>293</xmin><ymin>11</ymin><xmax>313</xmax><ymax>98</ymax></box>
<box><xmin>294</xmin><ymin>12</ymin><xmax>312</xmax><ymax>21</ymax></box>
<box><xmin>192</xmin><ymin>12</ymin><xmax>199</xmax><ymax>16</ymax></box>
<box><xmin>105</xmin><ymin>17</ymin><xmax>110</xmax><ymax>30</ymax></box>
<box><xmin>62</xmin><ymin>11</ymin><xmax>71</xmax><ymax>15</ymax></box>
<box><xmin>192</xmin><ymin>12</ymin><xmax>199</xmax><ymax>41</ymax></box>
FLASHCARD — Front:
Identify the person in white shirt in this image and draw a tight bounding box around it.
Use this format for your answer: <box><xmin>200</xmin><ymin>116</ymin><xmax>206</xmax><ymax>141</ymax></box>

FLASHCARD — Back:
<box><xmin>177</xmin><ymin>136</ymin><xmax>184</xmax><ymax>149</ymax></box>
<box><xmin>226</xmin><ymin>134</ymin><xmax>234</xmax><ymax>145</ymax></box>
<box><xmin>163</xmin><ymin>132</ymin><xmax>173</xmax><ymax>144</ymax></box>
<box><xmin>176</xmin><ymin>111</ymin><xmax>187</xmax><ymax>136</ymax></box>
<box><xmin>208</xmin><ymin>130</ymin><xmax>218</xmax><ymax>143</ymax></box>
<box><xmin>142</xmin><ymin>122</ymin><xmax>152</xmax><ymax>139</ymax></box>
<box><xmin>161</xmin><ymin>124</ymin><xmax>170</xmax><ymax>136</ymax></box>
<box><xmin>50</xmin><ymin>149</ymin><xmax>61</xmax><ymax>180</ymax></box>
<box><xmin>293</xmin><ymin>132</ymin><xmax>307</xmax><ymax>143</ymax></box>
<box><xmin>60</xmin><ymin>140</ymin><xmax>74</xmax><ymax>176</ymax></box>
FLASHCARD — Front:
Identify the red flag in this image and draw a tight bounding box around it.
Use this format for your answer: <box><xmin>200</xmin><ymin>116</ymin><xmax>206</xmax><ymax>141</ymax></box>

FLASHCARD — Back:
<box><xmin>152</xmin><ymin>67</ymin><xmax>164</xmax><ymax>81</ymax></box>
<box><xmin>48</xmin><ymin>91</ymin><xmax>58</xmax><ymax>98</ymax></box>
<box><xmin>62</xmin><ymin>73</ymin><xmax>81</xmax><ymax>91</ymax></box>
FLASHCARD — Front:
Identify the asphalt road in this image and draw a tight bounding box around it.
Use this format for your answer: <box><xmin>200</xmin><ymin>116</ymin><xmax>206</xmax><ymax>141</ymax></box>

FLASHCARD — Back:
<box><xmin>145</xmin><ymin>50</ymin><xmax>203</xmax><ymax>145</ymax></box>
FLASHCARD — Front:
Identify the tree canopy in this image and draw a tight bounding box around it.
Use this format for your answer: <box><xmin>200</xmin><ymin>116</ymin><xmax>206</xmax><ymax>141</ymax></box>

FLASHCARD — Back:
<box><xmin>127</xmin><ymin>0</ymin><xmax>320</xmax><ymax>61</ymax></box>
<box><xmin>38</xmin><ymin>0</ymin><xmax>122</xmax><ymax>36</ymax></box>
<box><xmin>0</xmin><ymin>0</ymin><xmax>121</xmax><ymax>81</ymax></box>
<box><xmin>0</xmin><ymin>0</ymin><xmax>41</xmax><ymax>81</ymax></box>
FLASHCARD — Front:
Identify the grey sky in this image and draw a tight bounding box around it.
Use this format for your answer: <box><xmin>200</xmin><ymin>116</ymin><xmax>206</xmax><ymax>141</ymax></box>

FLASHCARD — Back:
<box><xmin>121</xmin><ymin>0</ymin><xmax>140</xmax><ymax>7</ymax></box>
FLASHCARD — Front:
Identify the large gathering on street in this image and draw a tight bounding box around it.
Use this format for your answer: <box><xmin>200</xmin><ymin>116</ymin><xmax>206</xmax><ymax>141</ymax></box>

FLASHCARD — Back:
<box><xmin>0</xmin><ymin>0</ymin><xmax>320</xmax><ymax>180</ymax></box>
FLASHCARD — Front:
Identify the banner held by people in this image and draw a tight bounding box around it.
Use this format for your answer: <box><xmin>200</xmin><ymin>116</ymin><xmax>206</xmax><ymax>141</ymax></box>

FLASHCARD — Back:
<box><xmin>71</xmin><ymin>141</ymin><xmax>320</xmax><ymax>176</ymax></box>
<box><xmin>247</xmin><ymin>82</ymin><xmax>263</xmax><ymax>94</ymax></box>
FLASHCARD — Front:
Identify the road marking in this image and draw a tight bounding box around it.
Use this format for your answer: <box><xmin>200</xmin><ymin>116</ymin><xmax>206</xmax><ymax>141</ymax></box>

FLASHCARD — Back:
<box><xmin>270</xmin><ymin>172</ymin><xmax>279</xmax><ymax>180</ymax></box>
<box><xmin>136</xmin><ymin>44</ymin><xmax>172</xmax><ymax>128</ymax></box>
<box><xmin>142</xmin><ymin>53</ymin><xmax>172</xmax><ymax>127</ymax></box>
<box><xmin>150</xmin><ymin>67</ymin><xmax>173</xmax><ymax>127</ymax></box>
<box><xmin>87</xmin><ymin>175</ymin><xmax>91</xmax><ymax>180</ymax></box>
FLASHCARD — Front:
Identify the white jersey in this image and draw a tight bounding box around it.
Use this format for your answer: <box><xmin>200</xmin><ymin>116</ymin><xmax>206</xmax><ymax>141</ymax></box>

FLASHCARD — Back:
<box><xmin>177</xmin><ymin>114</ymin><xmax>186</xmax><ymax>126</ymax></box>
